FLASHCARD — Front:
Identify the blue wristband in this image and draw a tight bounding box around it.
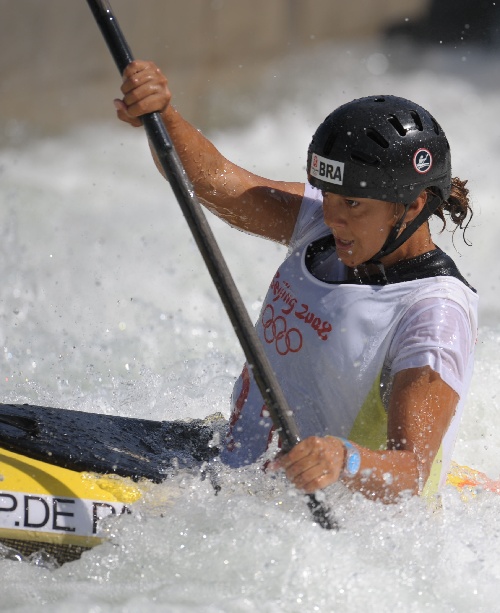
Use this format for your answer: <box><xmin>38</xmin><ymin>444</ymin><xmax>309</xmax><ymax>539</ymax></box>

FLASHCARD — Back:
<box><xmin>337</xmin><ymin>437</ymin><xmax>361</xmax><ymax>478</ymax></box>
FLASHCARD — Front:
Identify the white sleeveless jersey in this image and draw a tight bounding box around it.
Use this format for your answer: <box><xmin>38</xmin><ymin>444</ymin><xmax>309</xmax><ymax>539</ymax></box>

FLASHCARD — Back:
<box><xmin>220</xmin><ymin>184</ymin><xmax>478</xmax><ymax>496</ymax></box>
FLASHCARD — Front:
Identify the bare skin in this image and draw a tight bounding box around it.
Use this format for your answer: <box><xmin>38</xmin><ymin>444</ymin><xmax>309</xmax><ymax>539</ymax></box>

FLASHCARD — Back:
<box><xmin>322</xmin><ymin>193</ymin><xmax>436</xmax><ymax>270</ymax></box>
<box><xmin>115</xmin><ymin>60</ymin><xmax>460</xmax><ymax>502</ymax></box>
<box><xmin>115</xmin><ymin>61</ymin><xmax>303</xmax><ymax>244</ymax></box>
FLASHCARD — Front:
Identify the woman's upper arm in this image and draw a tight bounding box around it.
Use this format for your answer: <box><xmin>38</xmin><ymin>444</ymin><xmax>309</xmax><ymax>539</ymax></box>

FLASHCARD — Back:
<box><xmin>161</xmin><ymin>106</ymin><xmax>306</xmax><ymax>244</ymax></box>
<box><xmin>199</xmin><ymin>168</ymin><xmax>306</xmax><ymax>245</ymax></box>
<box><xmin>120</xmin><ymin>64</ymin><xmax>306</xmax><ymax>243</ymax></box>
<box><xmin>387</xmin><ymin>366</ymin><xmax>458</xmax><ymax>484</ymax></box>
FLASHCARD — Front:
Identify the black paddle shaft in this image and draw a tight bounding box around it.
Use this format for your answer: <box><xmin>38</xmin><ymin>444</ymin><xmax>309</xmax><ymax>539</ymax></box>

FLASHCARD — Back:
<box><xmin>86</xmin><ymin>0</ymin><xmax>337</xmax><ymax>530</ymax></box>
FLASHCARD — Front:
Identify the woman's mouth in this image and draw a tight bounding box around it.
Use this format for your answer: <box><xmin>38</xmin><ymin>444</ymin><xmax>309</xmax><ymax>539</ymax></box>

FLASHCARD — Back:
<box><xmin>335</xmin><ymin>237</ymin><xmax>354</xmax><ymax>253</ymax></box>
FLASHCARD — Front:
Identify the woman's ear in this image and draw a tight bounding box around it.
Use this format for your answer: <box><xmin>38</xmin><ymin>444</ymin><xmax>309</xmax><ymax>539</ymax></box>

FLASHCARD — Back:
<box><xmin>405</xmin><ymin>191</ymin><xmax>428</xmax><ymax>222</ymax></box>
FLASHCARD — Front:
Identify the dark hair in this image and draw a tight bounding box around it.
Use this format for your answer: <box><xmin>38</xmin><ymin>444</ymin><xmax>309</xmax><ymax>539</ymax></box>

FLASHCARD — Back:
<box><xmin>429</xmin><ymin>177</ymin><xmax>473</xmax><ymax>245</ymax></box>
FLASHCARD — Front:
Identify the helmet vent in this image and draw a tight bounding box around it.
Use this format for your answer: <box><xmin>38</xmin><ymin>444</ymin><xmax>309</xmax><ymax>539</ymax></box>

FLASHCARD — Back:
<box><xmin>366</xmin><ymin>128</ymin><xmax>389</xmax><ymax>149</ymax></box>
<box><xmin>351</xmin><ymin>150</ymin><xmax>380</xmax><ymax>166</ymax></box>
<box><xmin>387</xmin><ymin>115</ymin><xmax>407</xmax><ymax>136</ymax></box>
<box><xmin>322</xmin><ymin>131</ymin><xmax>338</xmax><ymax>156</ymax></box>
<box><xmin>410</xmin><ymin>111</ymin><xmax>423</xmax><ymax>131</ymax></box>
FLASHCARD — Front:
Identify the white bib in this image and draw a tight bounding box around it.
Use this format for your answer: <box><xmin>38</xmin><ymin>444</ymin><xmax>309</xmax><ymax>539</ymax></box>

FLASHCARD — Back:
<box><xmin>221</xmin><ymin>185</ymin><xmax>478</xmax><ymax>495</ymax></box>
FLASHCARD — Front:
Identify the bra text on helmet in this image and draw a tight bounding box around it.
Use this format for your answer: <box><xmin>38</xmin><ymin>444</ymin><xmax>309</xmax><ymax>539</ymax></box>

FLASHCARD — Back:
<box><xmin>310</xmin><ymin>153</ymin><xmax>344</xmax><ymax>185</ymax></box>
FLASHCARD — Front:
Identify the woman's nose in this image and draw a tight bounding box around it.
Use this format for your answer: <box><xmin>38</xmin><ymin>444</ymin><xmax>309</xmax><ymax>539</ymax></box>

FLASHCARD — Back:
<box><xmin>323</xmin><ymin>200</ymin><xmax>346</xmax><ymax>227</ymax></box>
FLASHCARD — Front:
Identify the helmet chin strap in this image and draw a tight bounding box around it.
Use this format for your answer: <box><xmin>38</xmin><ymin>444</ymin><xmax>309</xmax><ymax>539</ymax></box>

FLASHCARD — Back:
<box><xmin>364</xmin><ymin>193</ymin><xmax>442</xmax><ymax>278</ymax></box>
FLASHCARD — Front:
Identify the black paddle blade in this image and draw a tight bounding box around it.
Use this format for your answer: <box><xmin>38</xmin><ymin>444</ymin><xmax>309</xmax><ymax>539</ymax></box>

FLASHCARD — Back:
<box><xmin>307</xmin><ymin>494</ymin><xmax>339</xmax><ymax>531</ymax></box>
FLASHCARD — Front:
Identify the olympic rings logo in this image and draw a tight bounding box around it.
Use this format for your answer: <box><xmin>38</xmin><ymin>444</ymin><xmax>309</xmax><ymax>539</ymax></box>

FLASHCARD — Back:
<box><xmin>261</xmin><ymin>304</ymin><xmax>303</xmax><ymax>355</ymax></box>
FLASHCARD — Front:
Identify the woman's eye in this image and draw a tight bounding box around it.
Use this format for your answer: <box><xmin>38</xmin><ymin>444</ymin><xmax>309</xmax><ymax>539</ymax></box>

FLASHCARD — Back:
<box><xmin>345</xmin><ymin>199</ymin><xmax>360</xmax><ymax>208</ymax></box>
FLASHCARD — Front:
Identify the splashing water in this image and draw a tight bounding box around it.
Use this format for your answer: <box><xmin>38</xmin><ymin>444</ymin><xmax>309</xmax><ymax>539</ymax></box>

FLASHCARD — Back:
<box><xmin>1</xmin><ymin>41</ymin><xmax>500</xmax><ymax>611</ymax></box>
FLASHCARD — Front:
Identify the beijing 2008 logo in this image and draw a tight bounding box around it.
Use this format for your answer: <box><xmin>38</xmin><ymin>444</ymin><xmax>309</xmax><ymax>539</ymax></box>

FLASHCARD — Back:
<box><xmin>261</xmin><ymin>304</ymin><xmax>303</xmax><ymax>356</ymax></box>
<box><xmin>413</xmin><ymin>148</ymin><xmax>433</xmax><ymax>174</ymax></box>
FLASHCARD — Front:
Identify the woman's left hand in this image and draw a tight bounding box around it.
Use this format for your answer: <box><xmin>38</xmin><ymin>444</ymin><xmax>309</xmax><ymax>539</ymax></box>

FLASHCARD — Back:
<box><xmin>271</xmin><ymin>436</ymin><xmax>345</xmax><ymax>493</ymax></box>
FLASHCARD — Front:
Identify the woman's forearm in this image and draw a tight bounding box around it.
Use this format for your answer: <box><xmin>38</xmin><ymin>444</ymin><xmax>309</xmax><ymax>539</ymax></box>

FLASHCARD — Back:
<box><xmin>341</xmin><ymin>445</ymin><xmax>421</xmax><ymax>502</ymax></box>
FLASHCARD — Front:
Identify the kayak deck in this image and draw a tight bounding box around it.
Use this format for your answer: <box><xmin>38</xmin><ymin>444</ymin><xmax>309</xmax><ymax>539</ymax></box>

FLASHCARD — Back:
<box><xmin>0</xmin><ymin>403</ymin><xmax>225</xmax><ymax>481</ymax></box>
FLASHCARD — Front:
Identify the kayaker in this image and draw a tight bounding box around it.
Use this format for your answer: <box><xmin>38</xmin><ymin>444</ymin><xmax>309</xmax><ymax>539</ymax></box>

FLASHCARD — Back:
<box><xmin>114</xmin><ymin>60</ymin><xmax>478</xmax><ymax>503</ymax></box>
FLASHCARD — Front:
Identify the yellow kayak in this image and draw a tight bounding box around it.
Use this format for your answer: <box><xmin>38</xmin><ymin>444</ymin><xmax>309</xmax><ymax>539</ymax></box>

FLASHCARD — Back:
<box><xmin>0</xmin><ymin>403</ymin><xmax>223</xmax><ymax>564</ymax></box>
<box><xmin>0</xmin><ymin>446</ymin><xmax>143</xmax><ymax>563</ymax></box>
<box><xmin>447</xmin><ymin>460</ymin><xmax>500</xmax><ymax>499</ymax></box>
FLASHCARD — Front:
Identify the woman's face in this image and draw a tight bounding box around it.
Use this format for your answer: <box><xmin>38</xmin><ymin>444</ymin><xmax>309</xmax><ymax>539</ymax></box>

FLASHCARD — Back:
<box><xmin>322</xmin><ymin>192</ymin><xmax>401</xmax><ymax>268</ymax></box>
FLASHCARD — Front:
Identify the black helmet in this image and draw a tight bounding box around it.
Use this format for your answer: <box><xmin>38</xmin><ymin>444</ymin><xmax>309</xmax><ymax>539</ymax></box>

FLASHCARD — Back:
<box><xmin>307</xmin><ymin>95</ymin><xmax>452</xmax><ymax>262</ymax></box>
<box><xmin>307</xmin><ymin>95</ymin><xmax>451</xmax><ymax>204</ymax></box>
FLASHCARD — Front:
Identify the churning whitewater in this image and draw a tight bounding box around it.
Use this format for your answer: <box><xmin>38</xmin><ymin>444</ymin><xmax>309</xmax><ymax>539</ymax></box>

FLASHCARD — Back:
<box><xmin>1</xmin><ymin>41</ymin><xmax>500</xmax><ymax>612</ymax></box>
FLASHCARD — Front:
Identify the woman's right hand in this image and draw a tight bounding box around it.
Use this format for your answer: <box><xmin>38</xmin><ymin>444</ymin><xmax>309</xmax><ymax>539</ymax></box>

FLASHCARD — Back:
<box><xmin>114</xmin><ymin>60</ymin><xmax>171</xmax><ymax>128</ymax></box>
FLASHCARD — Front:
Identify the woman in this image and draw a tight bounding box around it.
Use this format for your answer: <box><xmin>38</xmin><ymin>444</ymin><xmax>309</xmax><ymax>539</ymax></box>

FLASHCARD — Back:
<box><xmin>115</xmin><ymin>61</ymin><xmax>478</xmax><ymax>503</ymax></box>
